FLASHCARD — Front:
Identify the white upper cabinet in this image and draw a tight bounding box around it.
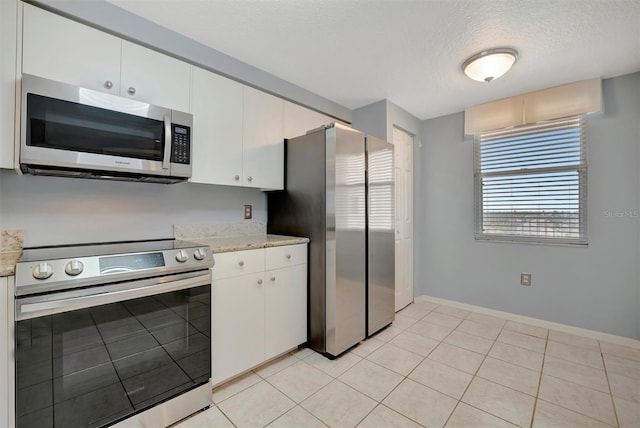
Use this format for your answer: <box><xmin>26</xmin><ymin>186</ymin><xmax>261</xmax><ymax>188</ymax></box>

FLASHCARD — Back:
<box><xmin>0</xmin><ymin>0</ymin><xmax>18</xmax><ymax>169</ymax></box>
<box><xmin>242</xmin><ymin>86</ymin><xmax>284</xmax><ymax>190</ymax></box>
<box><xmin>284</xmin><ymin>101</ymin><xmax>332</xmax><ymax>139</ymax></box>
<box><xmin>190</xmin><ymin>67</ymin><xmax>243</xmax><ymax>186</ymax></box>
<box><xmin>22</xmin><ymin>3</ymin><xmax>122</xmax><ymax>95</ymax></box>
<box><xmin>190</xmin><ymin>68</ymin><xmax>284</xmax><ymax>190</ymax></box>
<box><xmin>21</xmin><ymin>4</ymin><xmax>191</xmax><ymax>112</ymax></box>
<box><xmin>120</xmin><ymin>41</ymin><xmax>191</xmax><ymax>112</ymax></box>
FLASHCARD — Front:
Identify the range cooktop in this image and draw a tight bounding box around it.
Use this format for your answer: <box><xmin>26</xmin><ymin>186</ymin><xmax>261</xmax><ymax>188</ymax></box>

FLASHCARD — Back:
<box><xmin>15</xmin><ymin>239</ymin><xmax>214</xmax><ymax>296</ymax></box>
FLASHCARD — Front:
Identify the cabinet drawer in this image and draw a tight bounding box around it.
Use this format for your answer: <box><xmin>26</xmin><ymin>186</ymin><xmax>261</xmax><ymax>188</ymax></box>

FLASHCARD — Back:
<box><xmin>266</xmin><ymin>244</ymin><xmax>307</xmax><ymax>270</ymax></box>
<box><xmin>212</xmin><ymin>249</ymin><xmax>265</xmax><ymax>279</ymax></box>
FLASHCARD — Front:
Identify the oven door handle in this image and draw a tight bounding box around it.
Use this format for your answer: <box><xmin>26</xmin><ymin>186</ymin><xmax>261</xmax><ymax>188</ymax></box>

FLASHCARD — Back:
<box><xmin>16</xmin><ymin>271</ymin><xmax>211</xmax><ymax>321</ymax></box>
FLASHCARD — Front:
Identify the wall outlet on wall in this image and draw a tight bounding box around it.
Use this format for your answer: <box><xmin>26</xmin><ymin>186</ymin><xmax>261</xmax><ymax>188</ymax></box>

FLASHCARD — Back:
<box><xmin>243</xmin><ymin>205</ymin><xmax>252</xmax><ymax>219</ymax></box>
<box><xmin>520</xmin><ymin>272</ymin><xmax>532</xmax><ymax>286</ymax></box>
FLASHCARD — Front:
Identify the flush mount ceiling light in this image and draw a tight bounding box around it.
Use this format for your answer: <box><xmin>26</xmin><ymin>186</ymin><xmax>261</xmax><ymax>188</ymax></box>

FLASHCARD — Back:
<box><xmin>462</xmin><ymin>48</ymin><xmax>518</xmax><ymax>83</ymax></box>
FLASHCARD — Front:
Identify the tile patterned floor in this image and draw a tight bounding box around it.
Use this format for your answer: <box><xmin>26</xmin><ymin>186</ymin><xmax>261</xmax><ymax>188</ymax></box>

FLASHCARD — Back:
<box><xmin>175</xmin><ymin>301</ymin><xmax>640</xmax><ymax>428</ymax></box>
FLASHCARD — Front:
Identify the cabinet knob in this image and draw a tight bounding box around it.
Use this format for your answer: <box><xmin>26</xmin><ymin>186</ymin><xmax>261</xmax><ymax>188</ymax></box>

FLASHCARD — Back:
<box><xmin>238</xmin><ymin>260</ymin><xmax>245</xmax><ymax>267</ymax></box>
<box><xmin>127</xmin><ymin>87</ymin><xmax>136</xmax><ymax>95</ymax></box>
<box><xmin>234</xmin><ymin>175</ymin><xmax>240</xmax><ymax>181</ymax></box>
<box><xmin>247</xmin><ymin>176</ymin><xmax>253</xmax><ymax>182</ymax></box>
<box><xmin>104</xmin><ymin>80</ymin><xmax>113</xmax><ymax>89</ymax></box>
<box><xmin>286</xmin><ymin>254</ymin><xmax>291</xmax><ymax>260</ymax></box>
<box><xmin>270</xmin><ymin>276</ymin><xmax>276</xmax><ymax>282</ymax></box>
<box><xmin>257</xmin><ymin>279</ymin><xmax>263</xmax><ymax>286</ymax></box>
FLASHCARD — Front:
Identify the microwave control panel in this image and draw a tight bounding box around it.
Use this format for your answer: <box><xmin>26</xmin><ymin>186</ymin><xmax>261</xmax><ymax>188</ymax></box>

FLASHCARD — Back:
<box><xmin>171</xmin><ymin>125</ymin><xmax>191</xmax><ymax>164</ymax></box>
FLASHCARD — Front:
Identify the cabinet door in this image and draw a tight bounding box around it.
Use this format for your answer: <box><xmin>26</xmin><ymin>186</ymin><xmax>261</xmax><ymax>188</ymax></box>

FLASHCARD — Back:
<box><xmin>0</xmin><ymin>0</ymin><xmax>17</xmax><ymax>169</ymax></box>
<box><xmin>284</xmin><ymin>101</ymin><xmax>331</xmax><ymax>139</ymax></box>
<box><xmin>190</xmin><ymin>67</ymin><xmax>243</xmax><ymax>186</ymax></box>
<box><xmin>22</xmin><ymin>3</ymin><xmax>122</xmax><ymax>94</ymax></box>
<box><xmin>0</xmin><ymin>277</ymin><xmax>7</xmax><ymax>428</ymax></box>
<box><xmin>121</xmin><ymin>40</ymin><xmax>191</xmax><ymax>112</ymax></box>
<box><xmin>242</xmin><ymin>86</ymin><xmax>284</xmax><ymax>190</ymax></box>
<box><xmin>265</xmin><ymin>264</ymin><xmax>307</xmax><ymax>360</ymax></box>
<box><xmin>211</xmin><ymin>273</ymin><xmax>265</xmax><ymax>385</ymax></box>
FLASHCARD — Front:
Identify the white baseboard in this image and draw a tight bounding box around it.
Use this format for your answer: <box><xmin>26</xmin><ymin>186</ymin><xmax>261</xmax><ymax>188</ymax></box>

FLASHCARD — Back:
<box><xmin>415</xmin><ymin>295</ymin><xmax>640</xmax><ymax>349</ymax></box>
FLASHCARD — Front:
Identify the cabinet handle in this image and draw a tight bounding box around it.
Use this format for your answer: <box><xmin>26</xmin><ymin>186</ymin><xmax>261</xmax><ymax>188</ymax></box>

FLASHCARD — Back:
<box><xmin>238</xmin><ymin>261</ymin><xmax>245</xmax><ymax>267</ymax></box>
<box><xmin>247</xmin><ymin>176</ymin><xmax>253</xmax><ymax>182</ymax></box>
<box><xmin>104</xmin><ymin>80</ymin><xmax>113</xmax><ymax>89</ymax></box>
<box><xmin>270</xmin><ymin>276</ymin><xmax>276</xmax><ymax>282</ymax></box>
<box><xmin>257</xmin><ymin>279</ymin><xmax>263</xmax><ymax>286</ymax></box>
<box><xmin>127</xmin><ymin>87</ymin><xmax>136</xmax><ymax>95</ymax></box>
<box><xmin>234</xmin><ymin>175</ymin><xmax>240</xmax><ymax>181</ymax></box>
<box><xmin>286</xmin><ymin>254</ymin><xmax>291</xmax><ymax>260</ymax></box>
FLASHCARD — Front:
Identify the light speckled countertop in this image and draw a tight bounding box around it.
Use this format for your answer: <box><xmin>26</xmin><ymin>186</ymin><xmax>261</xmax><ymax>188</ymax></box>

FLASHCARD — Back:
<box><xmin>188</xmin><ymin>234</ymin><xmax>309</xmax><ymax>253</ymax></box>
<box><xmin>0</xmin><ymin>229</ymin><xmax>23</xmax><ymax>277</ymax></box>
<box><xmin>0</xmin><ymin>251</ymin><xmax>22</xmax><ymax>277</ymax></box>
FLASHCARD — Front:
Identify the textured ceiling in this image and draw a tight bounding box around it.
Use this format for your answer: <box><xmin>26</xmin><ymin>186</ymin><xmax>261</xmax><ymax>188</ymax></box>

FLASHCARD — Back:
<box><xmin>105</xmin><ymin>0</ymin><xmax>640</xmax><ymax>120</ymax></box>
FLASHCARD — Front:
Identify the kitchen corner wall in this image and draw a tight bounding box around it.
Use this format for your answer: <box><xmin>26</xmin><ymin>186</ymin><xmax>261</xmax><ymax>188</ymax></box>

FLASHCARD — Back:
<box><xmin>352</xmin><ymin>99</ymin><xmax>422</xmax><ymax>142</ymax></box>
<box><xmin>416</xmin><ymin>72</ymin><xmax>640</xmax><ymax>339</ymax></box>
<box><xmin>0</xmin><ymin>170</ymin><xmax>266</xmax><ymax>247</ymax></box>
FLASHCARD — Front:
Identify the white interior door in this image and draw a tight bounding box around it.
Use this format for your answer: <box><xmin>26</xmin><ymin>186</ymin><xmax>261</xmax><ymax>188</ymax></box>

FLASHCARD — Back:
<box><xmin>393</xmin><ymin>127</ymin><xmax>414</xmax><ymax>311</ymax></box>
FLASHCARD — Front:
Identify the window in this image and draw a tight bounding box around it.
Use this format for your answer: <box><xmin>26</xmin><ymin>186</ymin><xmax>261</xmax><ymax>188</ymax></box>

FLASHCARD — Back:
<box><xmin>474</xmin><ymin>116</ymin><xmax>587</xmax><ymax>244</ymax></box>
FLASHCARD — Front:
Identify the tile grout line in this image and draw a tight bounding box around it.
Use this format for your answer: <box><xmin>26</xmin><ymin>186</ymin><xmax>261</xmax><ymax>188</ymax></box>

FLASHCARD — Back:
<box><xmin>361</xmin><ymin>304</ymin><xmax>441</xmax><ymax>427</ymax></box>
<box><xmin>350</xmin><ymin>303</ymin><xmax>442</xmax><ymax>427</ymax></box>
<box><xmin>528</xmin><ymin>327</ymin><xmax>549</xmax><ymax>428</ymax></box>
<box><xmin>600</xmin><ymin>340</ymin><xmax>621</xmax><ymax>428</ymax></box>
<box><xmin>213</xmin><ymin>404</ymin><xmax>238</xmax><ymax>428</ymax></box>
<box><xmin>441</xmin><ymin>318</ymin><xmax>509</xmax><ymax>428</ymax></box>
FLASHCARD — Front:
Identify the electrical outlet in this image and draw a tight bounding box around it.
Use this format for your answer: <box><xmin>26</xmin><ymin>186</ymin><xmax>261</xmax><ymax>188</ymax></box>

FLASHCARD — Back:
<box><xmin>521</xmin><ymin>272</ymin><xmax>532</xmax><ymax>286</ymax></box>
<box><xmin>243</xmin><ymin>205</ymin><xmax>252</xmax><ymax>219</ymax></box>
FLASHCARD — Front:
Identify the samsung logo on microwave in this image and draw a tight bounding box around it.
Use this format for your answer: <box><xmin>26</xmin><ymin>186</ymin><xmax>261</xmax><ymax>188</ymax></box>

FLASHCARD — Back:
<box><xmin>115</xmin><ymin>161</ymin><xmax>131</xmax><ymax>165</ymax></box>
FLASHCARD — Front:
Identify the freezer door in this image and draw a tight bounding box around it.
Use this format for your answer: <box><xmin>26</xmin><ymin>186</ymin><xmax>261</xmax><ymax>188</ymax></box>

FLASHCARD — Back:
<box><xmin>366</xmin><ymin>135</ymin><xmax>395</xmax><ymax>336</ymax></box>
<box><xmin>325</xmin><ymin>124</ymin><xmax>367</xmax><ymax>356</ymax></box>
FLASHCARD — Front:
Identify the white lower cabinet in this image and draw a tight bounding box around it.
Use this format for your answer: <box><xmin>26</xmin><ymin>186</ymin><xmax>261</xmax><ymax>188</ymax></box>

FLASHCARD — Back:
<box><xmin>265</xmin><ymin>264</ymin><xmax>307</xmax><ymax>360</ymax></box>
<box><xmin>211</xmin><ymin>244</ymin><xmax>307</xmax><ymax>386</ymax></box>
<box><xmin>211</xmin><ymin>272</ymin><xmax>265</xmax><ymax>384</ymax></box>
<box><xmin>0</xmin><ymin>276</ymin><xmax>10</xmax><ymax>428</ymax></box>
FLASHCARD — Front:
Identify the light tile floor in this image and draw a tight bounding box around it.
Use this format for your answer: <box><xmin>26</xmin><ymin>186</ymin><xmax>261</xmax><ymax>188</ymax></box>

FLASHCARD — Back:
<box><xmin>175</xmin><ymin>301</ymin><xmax>640</xmax><ymax>428</ymax></box>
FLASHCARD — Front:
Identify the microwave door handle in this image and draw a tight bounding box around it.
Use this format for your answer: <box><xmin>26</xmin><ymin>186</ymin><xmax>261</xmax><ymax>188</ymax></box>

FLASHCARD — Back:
<box><xmin>163</xmin><ymin>115</ymin><xmax>171</xmax><ymax>170</ymax></box>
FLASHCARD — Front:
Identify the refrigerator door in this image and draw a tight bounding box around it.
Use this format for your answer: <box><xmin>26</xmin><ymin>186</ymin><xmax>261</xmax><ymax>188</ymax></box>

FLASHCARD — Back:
<box><xmin>267</xmin><ymin>128</ymin><xmax>327</xmax><ymax>352</ymax></box>
<box><xmin>366</xmin><ymin>135</ymin><xmax>395</xmax><ymax>336</ymax></box>
<box><xmin>326</xmin><ymin>124</ymin><xmax>367</xmax><ymax>356</ymax></box>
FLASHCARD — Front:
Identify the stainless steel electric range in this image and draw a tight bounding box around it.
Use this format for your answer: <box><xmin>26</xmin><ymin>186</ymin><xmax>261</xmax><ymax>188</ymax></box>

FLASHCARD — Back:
<box><xmin>11</xmin><ymin>239</ymin><xmax>214</xmax><ymax>428</ymax></box>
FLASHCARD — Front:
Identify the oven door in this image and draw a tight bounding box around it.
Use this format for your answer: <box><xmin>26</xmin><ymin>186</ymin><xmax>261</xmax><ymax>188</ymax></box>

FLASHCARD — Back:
<box><xmin>20</xmin><ymin>74</ymin><xmax>179</xmax><ymax>177</ymax></box>
<box><xmin>14</xmin><ymin>271</ymin><xmax>211</xmax><ymax>428</ymax></box>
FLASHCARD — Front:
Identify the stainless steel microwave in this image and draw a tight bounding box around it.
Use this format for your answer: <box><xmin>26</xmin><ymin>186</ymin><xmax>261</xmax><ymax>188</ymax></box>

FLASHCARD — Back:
<box><xmin>20</xmin><ymin>74</ymin><xmax>193</xmax><ymax>183</ymax></box>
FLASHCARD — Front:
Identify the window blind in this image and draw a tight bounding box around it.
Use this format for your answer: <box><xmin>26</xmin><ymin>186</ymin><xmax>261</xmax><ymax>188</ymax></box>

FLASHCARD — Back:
<box><xmin>368</xmin><ymin>148</ymin><xmax>394</xmax><ymax>230</ymax></box>
<box><xmin>474</xmin><ymin>116</ymin><xmax>587</xmax><ymax>244</ymax></box>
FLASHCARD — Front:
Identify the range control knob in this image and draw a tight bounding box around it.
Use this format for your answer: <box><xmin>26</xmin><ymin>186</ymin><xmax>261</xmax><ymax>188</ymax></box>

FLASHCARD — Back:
<box><xmin>193</xmin><ymin>248</ymin><xmax>207</xmax><ymax>261</ymax></box>
<box><xmin>32</xmin><ymin>262</ymin><xmax>54</xmax><ymax>280</ymax></box>
<box><xmin>175</xmin><ymin>250</ymin><xmax>189</xmax><ymax>263</ymax></box>
<box><xmin>64</xmin><ymin>260</ymin><xmax>84</xmax><ymax>276</ymax></box>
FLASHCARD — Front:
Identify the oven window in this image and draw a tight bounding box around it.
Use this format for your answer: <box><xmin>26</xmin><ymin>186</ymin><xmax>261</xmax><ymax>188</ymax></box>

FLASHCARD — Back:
<box><xmin>26</xmin><ymin>94</ymin><xmax>164</xmax><ymax>161</ymax></box>
<box><xmin>15</xmin><ymin>285</ymin><xmax>211</xmax><ymax>428</ymax></box>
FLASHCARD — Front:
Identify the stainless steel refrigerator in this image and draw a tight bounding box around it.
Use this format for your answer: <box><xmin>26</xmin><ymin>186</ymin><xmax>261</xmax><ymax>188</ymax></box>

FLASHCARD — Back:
<box><xmin>268</xmin><ymin>123</ymin><xmax>395</xmax><ymax>357</ymax></box>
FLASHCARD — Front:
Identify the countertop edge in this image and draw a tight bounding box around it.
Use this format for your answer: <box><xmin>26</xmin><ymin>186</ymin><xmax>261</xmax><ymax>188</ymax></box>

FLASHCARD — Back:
<box><xmin>188</xmin><ymin>235</ymin><xmax>309</xmax><ymax>254</ymax></box>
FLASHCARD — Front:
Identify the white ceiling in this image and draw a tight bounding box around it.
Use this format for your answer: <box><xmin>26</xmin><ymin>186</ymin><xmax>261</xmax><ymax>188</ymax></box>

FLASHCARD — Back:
<box><xmin>106</xmin><ymin>0</ymin><xmax>640</xmax><ymax>120</ymax></box>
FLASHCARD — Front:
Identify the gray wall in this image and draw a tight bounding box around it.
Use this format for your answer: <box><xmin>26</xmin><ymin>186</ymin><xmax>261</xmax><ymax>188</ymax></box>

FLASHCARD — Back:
<box><xmin>0</xmin><ymin>170</ymin><xmax>266</xmax><ymax>247</ymax></box>
<box><xmin>352</xmin><ymin>99</ymin><xmax>422</xmax><ymax>142</ymax></box>
<box><xmin>416</xmin><ymin>72</ymin><xmax>640</xmax><ymax>339</ymax></box>
<box><xmin>352</xmin><ymin>100</ymin><xmax>388</xmax><ymax>140</ymax></box>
